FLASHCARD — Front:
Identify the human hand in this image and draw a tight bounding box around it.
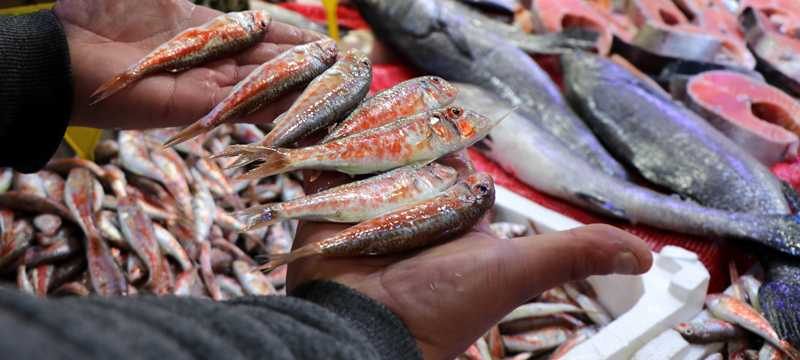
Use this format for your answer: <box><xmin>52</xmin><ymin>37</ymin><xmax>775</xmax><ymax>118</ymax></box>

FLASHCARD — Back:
<box><xmin>54</xmin><ymin>0</ymin><xmax>322</xmax><ymax>129</ymax></box>
<box><xmin>287</xmin><ymin>175</ymin><xmax>653</xmax><ymax>360</ymax></box>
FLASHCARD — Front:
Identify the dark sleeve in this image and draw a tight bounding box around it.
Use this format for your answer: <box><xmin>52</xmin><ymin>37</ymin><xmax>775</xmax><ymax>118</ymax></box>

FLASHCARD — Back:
<box><xmin>0</xmin><ymin>280</ymin><xmax>422</xmax><ymax>360</ymax></box>
<box><xmin>0</xmin><ymin>10</ymin><xmax>73</xmax><ymax>173</ymax></box>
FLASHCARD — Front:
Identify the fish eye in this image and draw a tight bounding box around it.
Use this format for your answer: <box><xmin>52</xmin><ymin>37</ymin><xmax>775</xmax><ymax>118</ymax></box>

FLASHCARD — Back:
<box><xmin>474</xmin><ymin>183</ymin><xmax>489</xmax><ymax>195</ymax></box>
<box><xmin>361</xmin><ymin>59</ymin><xmax>370</xmax><ymax>66</ymax></box>
<box><xmin>449</xmin><ymin>107</ymin><xmax>463</xmax><ymax>117</ymax></box>
<box><xmin>431</xmin><ymin>77</ymin><xmax>441</xmax><ymax>84</ymax></box>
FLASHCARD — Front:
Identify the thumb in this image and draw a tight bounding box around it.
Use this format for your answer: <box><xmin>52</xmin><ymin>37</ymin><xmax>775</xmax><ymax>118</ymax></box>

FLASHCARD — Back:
<box><xmin>375</xmin><ymin>224</ymin><xmax>652</xmax><ymax>359</ymax></box>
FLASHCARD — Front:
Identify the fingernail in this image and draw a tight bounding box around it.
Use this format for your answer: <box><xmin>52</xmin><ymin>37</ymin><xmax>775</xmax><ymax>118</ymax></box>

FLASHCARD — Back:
<box><xmin>613</xmin><ymin>252</ymin><xmax>639</xmax><ymax>274</ymax></box>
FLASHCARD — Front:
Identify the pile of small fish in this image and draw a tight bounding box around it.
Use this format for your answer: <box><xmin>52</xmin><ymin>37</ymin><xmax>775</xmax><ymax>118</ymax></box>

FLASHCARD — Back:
<box><xmin>0</xmin><ymin>125</ymin><xmax>297</xmax><ymax>298</ymax></box>
<box><xmin>458</xmin><ymin>280</ymin><xmax>615</xmax><ymax>360</ymax></box>
<box><xmin>675</xmin><ymin>265</ymin><xmax>800</xmax><ymax>359</ymax></box>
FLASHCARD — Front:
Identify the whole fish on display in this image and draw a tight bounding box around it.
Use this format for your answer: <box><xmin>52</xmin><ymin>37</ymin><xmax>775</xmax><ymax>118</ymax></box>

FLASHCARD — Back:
<box><xmin>458</xmin><ymin>83</ymin><xmax>800</xmax><ymax>257</ymax></box>
<box><xmin>561</xmin><ymin>52</ymin><xmax>789</xmax><ymax>215</ymax></box>
<box><xmin>352</xmin><ymin>0</ymin><xmax>629</xmax><ymax>179</ymax></box>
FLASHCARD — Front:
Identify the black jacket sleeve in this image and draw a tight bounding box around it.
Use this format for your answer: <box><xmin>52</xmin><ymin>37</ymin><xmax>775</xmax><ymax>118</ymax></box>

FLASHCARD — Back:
<box><xmin>0</xmin><ymin>10</ymin><xmax>73</xmax><ymax>173</ymax></box>
<box><xmin>0</xmin><ymin>280</ymin><xmax>422</xmax><ymax>359</ymax></box>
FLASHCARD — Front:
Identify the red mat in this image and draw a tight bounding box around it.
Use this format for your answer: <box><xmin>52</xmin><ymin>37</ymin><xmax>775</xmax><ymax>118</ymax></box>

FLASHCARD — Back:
<box><xmin>280</xmin><ymin>3</ymin><xmax>800</xmax><ymax>292</ymax></box>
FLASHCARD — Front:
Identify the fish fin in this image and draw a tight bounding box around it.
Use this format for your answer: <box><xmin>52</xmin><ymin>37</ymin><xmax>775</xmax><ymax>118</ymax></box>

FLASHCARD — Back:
<box><xmin>781</xmin><ymin>181</ymin><xmax>800</xmax><ymax>214</ymax></box>
<box><xmin>237</xmin><ymin>147</ymin><xmax>294</xmax><ymax>180</ymax></box>
<box><xmin>89</xmin><ymin>72</ymin><xmax>140</xmax><ymax>106</ymax></box>
<box><xmin>163</xmin><ymin>121</ymin><xmax>210</xmax><ymax>149</ymax></box>
<box><xmin>728</xmin><ymin>260</ymin><xmax>745</xmax><ymax>301</ymax></box>
<box><xmin>256</xmin><ymin>243</ymin><xmax>321</xmax><ymax>272</ymax></box>
<box><xmin>575</xmin><ymin>192</ymin><xmax>627</xmax><ymax>219</ymax></box>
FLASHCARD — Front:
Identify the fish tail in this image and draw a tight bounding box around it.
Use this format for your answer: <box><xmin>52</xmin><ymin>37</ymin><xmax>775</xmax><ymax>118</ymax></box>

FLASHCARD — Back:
<box><xmin>163</xmin><ymin>120</ymin><xmax>212</xmax><ymax>149</ymax></box>
<box><xmin>256</xmin><ymin>243</ymin><xmax>322</xmax><ymax>272</ymax></box>
<box><xmin>236</xmin><ymin>147</ymin><xmax>296</xmax><ymax>180</ymax></box>
<box><xmin>89</xmin><ymin>71</ymin><xmax>140</xmax><ymax>105</ymax></box>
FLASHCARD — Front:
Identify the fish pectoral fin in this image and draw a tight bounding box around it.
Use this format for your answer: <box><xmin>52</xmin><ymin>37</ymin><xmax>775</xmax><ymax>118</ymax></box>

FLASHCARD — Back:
<box><xmin>575</xmin><ymin>192</ymin><xmax>627</xmax><ymax>219</ymax></box>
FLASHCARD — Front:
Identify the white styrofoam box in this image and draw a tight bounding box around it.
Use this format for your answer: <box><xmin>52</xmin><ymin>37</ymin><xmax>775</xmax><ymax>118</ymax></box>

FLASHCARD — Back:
<box><xmin>632</xmin><ymin>330</ymin><xmax>690</xmax><ymax>360</ymax></box>
<box><xmin>493</xmin><ymin>186</ymin><xmax>710</xmax><ymax>360</ymax></box>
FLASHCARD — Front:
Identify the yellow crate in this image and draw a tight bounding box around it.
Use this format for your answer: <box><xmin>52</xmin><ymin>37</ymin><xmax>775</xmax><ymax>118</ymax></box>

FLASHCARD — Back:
<box><xmin>0</xmin><ymin>3</ymin><xmax>54</xmax><ymax>15</ymax></box>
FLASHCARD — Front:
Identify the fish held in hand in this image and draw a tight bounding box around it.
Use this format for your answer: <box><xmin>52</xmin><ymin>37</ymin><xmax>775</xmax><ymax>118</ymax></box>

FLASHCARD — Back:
<box><xmin>256</xmin><ymin>49</ymin><xmax>372</xmax><ymax>148</ymax></box>
<box><xmin>233</xmin><ymin>106</ymin><xmax>503</xmax><ymax>179</ymax></box>
<box><xmin>237</xmin><ymin>163</ymin><xmax>458</xmax><ymax>230</ymax></box>
<box><xmin>258</xmin><ymin>172</ymin><xmax>494</xmax><ymax>271</ymax></box>
<box><xmin>323</xmin><ymin>76</ymin><xmax>458</xmax><ymax>142</ymax></box>
<box><xmin>90</xmin><ymin>10</ymin><xmax>272</xmax><ymax>105</ymax></box>
<box><xmin>164</xmin><ymin>39</ymin><xmax>338</xmax><ymax>148</ymax></box>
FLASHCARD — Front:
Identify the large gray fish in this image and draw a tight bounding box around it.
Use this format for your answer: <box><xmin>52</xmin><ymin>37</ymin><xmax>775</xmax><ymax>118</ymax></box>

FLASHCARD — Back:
<box><xmin>561</xmin><ymin>52</ymin><xmax>789</xmax><ymax>215</ymax></box>
<box><xmin>352</xmin><ymin>0</ymin><xmax>628</xmax><ymax>179</ymax></box>
<box><xmin>561</xmin><ymin>52</ymin><xmax>800</xmax><ymax>347</ymax></box>
<box><xmin>456</xmin><ymin>83</ymin><xmax>800</xmax><ymax>257</ymax></box>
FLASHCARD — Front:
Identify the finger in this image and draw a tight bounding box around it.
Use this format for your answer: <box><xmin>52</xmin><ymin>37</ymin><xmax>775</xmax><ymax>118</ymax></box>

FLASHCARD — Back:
<box><xmin>264</xmin><ymin>21</ymin><xmax>326</xmax><ymax>45</ymax></box>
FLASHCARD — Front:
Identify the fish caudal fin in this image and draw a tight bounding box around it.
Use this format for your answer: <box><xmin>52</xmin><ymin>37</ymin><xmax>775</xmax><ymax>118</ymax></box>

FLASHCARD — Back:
<box><xmin>210</xmin><ymin>145</ymin><xmax>269</xmax><ymax>169</ymax></box>
<box><xmin>236</xmin><ymin>147</ymin><xmax>295</xmax><ymax>180</ymax></box>
<box><xmin>256</xmin><ymin>243</ymin><xmax>322</xmax><ymax>272</ymax></box>
<box><xmin>89</xmin><ymin>72</ymin><xmax>140</xmax><ymax>106</ymax></box>
<box><xmin>163</xmin><ymin>121</ymin><xmax>211</xmax><ymax>149</ymax></box>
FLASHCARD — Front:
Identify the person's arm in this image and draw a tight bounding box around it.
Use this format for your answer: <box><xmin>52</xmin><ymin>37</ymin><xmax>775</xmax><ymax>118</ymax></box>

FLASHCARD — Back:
<box><xmin>0</xmin><ymin>11</ymin><xmax>72</xmax><ymax>172</ymax></box>
<box><xmin>0</xmin><ymin>281</ymin><xmax>421</xmax><ymax>360</ymax></box>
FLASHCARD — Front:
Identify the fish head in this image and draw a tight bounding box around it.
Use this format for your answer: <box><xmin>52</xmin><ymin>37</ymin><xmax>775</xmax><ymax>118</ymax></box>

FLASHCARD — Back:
<box><xmin>420</xmin><ymin>76</ymin><xmax>458</xmax><ymax>107</ymax></box>
<box><xmin>674</xmin><ymin>322</ymin><xmax>695</xmax><ymax>337</ymax></box>
<box><xmin>463</xmin><ymin>172</ymin><xmax>495</xmax><ymax>205</ymax></box>
<box><xmin>241</xmin><ymin>10</ymin><xmax>272</xmax><ymax>34</ymax></box>
<box><xmin>340</xmin><ymin>49</ymin><xmax>372</xmax><ymax>77</ymax></box>
<box><xmin>439</xmin><ymin>106</ymin><xmax>505</xmax><ymax>145</ymax></box>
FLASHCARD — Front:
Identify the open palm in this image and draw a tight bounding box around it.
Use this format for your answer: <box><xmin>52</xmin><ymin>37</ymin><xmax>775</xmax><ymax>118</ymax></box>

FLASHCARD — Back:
<box><xmin>54</xmin><ymin>0</ymin><xmax>322</xmax><ymax>129</ymax></box>
<box><xmin>288</xmin><ymin>178</ymin><xmax>653</xmax><ymax>360</ymax></box>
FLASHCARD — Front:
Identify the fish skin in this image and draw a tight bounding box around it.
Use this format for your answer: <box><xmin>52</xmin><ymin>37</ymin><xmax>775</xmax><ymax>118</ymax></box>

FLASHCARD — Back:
<box><xmin>465</xmin><ymin>82</ymin><xmax>800</xmax><ymax>257</ymax></box>
<box><xmin>232</xmin><ymin>124</ymin><xmax>266</xmax><ymax>144</ymax></box>
<box><xmin>499</xmin><ymin>314</ymin><xmax>585</xmax><ymax>335</ymax></box>
<box><xmin>0</xmin><ymin>217</ymin><xmax>33</xmax><ymax>270</ymax></box>
<box><xmin>761</xmin><ymin>343</ymin><xmax>787</xmax><ymax>360</ymax></box>
<box><xmin>194</xmin><ymin>157</ymin><xmax>242</xmax><ymax>209</ymax></box>
<box><xmin>52</xmin><ymin>281</ymin><xmax>91</xmax><ymax>297</ymax></box>
<box><xmin>706</xmin><ymin>294</ymin><xmax>798</xmax><ymax>357</ymax></box>
<box><xmin>191</xmin><ymin>169</ymin><xmax>216</xmax><ymax>244</ymax></box>
<box><xmin>501</xmin><ymin>326</ymin><xmax>572</xmax><ymax>353</ymax></box>
<box><xmin>215</xmin><ymin>274</ymin><xmax>245</xmax><ymax>300</ymax></box>
<box><xmin>90</xmin><ymin>10</ymin><xmax>272</xmax><ymax>105</ymax></box>
<box><xmin>236</xmin><ymin>163</ymin><xmax>458</xmax><ymax>230</ymax></box>
<box><xmin>153</xmin><ymin>223</ymin><xmax>193</xmax><ymax>272</ymax></box>
<box><xmin>0</xmin><ymin>168</ymin><xmax>12</xmax><ymax>194</ymax></box>
<box><xmin>323</xmin><ymin>76</ymin><xmax>458</xmax><ymax>142</ymax></box>
<box><xmin>33</xmin><ymin>214</ymin><xmax>61</xmax><ymax>237</ymax></box>
<box><xmin>562</xmin><ymin>52</ymin><xmax>790</xmax><ymax>215</ymax></box>
<box><xmin>438</xmin><ymin>0</ymin><xmax>599</xmax><ymax>55</ymax></box>
<box><xmin>24</xmin><ymin>235</ymin><xmax>81</xmax><ymax>267</ymax></box>
<box><xmin>150</xmin><ymin>148</ymin><xmax>194</xmax><ymax>219</ymax></box>
<box><xmin>257</xmin><ymin>49</ymin><xmax>372</xmax><ymax>148</ymax></box>
<box><xmin>259</xmin><ymin>172</ymin><xmax>494</xmax><ymax>270</ymax></box>
<box><xmin>164</xmin><ymin>39</ymin><xmax>338</xmax><ymax>148</ymax></box>
<box><xmin>64</xmin><ymin>168</ymin><xmax>127</xmax><ymax>297</ymax></box>
<box><xmin>144</xmin><ymin>128</ymin><xmax>208</xmax><ymax>158</ymax></box>
<box><xmin>16</xmin><ymin>264</ymin><xmax>33</xmax><ymax>295</ymax></box>
<box><xmin>119</xmin><ymin>131</ymin><xmax>166</xmax><ymax>184</ymax></box>
<box><xmin>232</xmin><ymin>260</ymin><xmax>276</xmax><ymax>296</ymax></box>
<box><xmin>14</xmin><ymin>172</ymin><xmax>47</xmax><ymax>198</ymax></box>
<box><xmin>351</xmin><ymin>0</ymin><xmax>628</xmax><ymax>180</ymax></box>
<box><xmin>760</xmin><ymin>257</ymin><xmax>800</xmax><ymax>348</ymax></box>
<box><xmin>236</xmin><ymin>106</ymin><xmax>502</xmax><ymax>179</ymax></box>
<box><xmin>174</xmin><ymin>269</ymin><xmax>208</xmax><ymax>298</ymax></box>
<box><xmin>674</xmin><ymin>318</ymin><xmax>748</xmax><ymax>344</ymax></box>
<box><xmin>740</xmin><ymin>274</ymin><xmax>763</xmax><ymax>310</ymax></box>
<box><xmin>249</xmin><ymin>1</ymin><xmax>327</xmax><ymax>34</ymax></box>
<box><xmin>563</xmin><ymin>282</ymin><xmax>612</xmax><ymax>326</ymax></box>
<box><xmin>38</xmin><ymin>170</ymin><xmax>65</xmax><ymax>204</ymax></box>
<box><xmin>198</xmin><ymin>242</ymin><xmax>222</xmax><ymax>301</ymax></box>
<box><xmin>550</xmin><ymin>326</ymin><xmax>598</xmax><ymax>359</ymax></box>
<box><xmin>500</xmin><ymin>302</ymin><xmax>585</xmax><ymax>323</ymax></box>
<box><xmin>116</xmin><ymin>190</ymin><xmax>170</xmax><ymax>294</ymax></box>
<box><xmin>0</xmin><ymin>192</ymin><xmax>75</xmax><ymax>223</ymax></box>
